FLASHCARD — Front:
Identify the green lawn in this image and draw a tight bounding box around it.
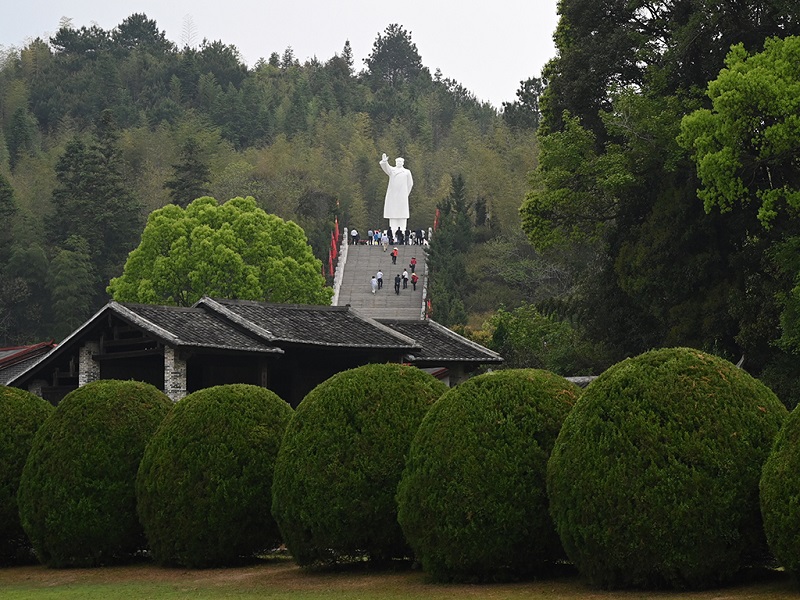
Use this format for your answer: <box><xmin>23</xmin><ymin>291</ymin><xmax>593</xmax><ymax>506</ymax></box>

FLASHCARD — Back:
<box><xmin>0</xmin><ymin>559</ymin><xmax>795</xmax><ymax>600</ymax></box>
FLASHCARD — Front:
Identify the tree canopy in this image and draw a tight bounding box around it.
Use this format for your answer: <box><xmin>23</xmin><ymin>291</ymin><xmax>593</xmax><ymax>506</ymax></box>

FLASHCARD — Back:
<box><xmin>680</xmin><ymin>36</ymin><xmax>800</xmax><ymax>355</ymax></box>
<box><xmin>107</xmin><ymin>196</ymin><xmax>332</xmax><ymax>306</ymax></box>
<box><xmin>520</xmin><ymin>0</ymin><xmax>800</xmax><ymax>398</ymax></box>
<box><xmin>679</xmin><ymin>36</ymin><xmax>800</xmax><ymax>227</ymax></box>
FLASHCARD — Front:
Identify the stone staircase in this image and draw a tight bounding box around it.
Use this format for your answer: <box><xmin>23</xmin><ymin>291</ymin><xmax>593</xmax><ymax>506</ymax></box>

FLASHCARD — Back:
<box><xmin>333</xmin><ymin>239</ymin><xmax>427</xmax><ymax>320</ymax></box>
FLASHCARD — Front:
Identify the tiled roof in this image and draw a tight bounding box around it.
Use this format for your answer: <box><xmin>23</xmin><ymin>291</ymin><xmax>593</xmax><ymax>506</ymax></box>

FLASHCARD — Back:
<box><xmin>8</xmin><ymin>300</ymin><xmax>502</xmax><ymax>389</ymax></box>
<box><xmin>377</xmin><ymin>319</ymin><xmax>504</xmax><ymax>364</ymax></box>
<box><xmin>197</xmin><ymin>298</ymin><xmax>417</xmax><ymax>349</ymax></box>
<box><xmin>0</xmin><ymin>342</ymin><xmax>58</xmax><ymax>385</ymax></box>
<box><xmin>116</xmin><ymin>303</ymin><xmax>281</xmax><ymax>353</ymax></box>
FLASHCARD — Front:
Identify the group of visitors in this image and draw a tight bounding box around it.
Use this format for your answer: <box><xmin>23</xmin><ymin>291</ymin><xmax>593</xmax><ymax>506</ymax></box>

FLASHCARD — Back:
<box><xmin>351</xmin><ymin>225</ymin><xmax>424</xmax><ymax>296</ymax></box>
<box><xmin>352</xmin><ymin>227</ymin><xmax>431</xmax><ymax>248</ymax></box>
<box><xmin>371</xmin><ymin>264</ymin><xmax>418</xmax><ymax>295</ymax></box>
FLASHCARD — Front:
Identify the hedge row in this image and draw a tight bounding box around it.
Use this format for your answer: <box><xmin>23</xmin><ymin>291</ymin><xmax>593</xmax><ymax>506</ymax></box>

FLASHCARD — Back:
<box><xmin>547</xmin><ymin>348</ymin><xmax>787</xmax><ymax>589</ymax></box>
<box><xmin>5</xmin><ymin>352</ymin><xmax>800</xmax><ymax>590</ymax></box>
<box><xmin>17</xmin><ymin>380</ymin><xmax>173</xmax><ymax>567</ymax></box>
<box><xmin>397</xmin><ymin>369</ymin><xmax>580</xmax><ymax>581</ymax></box>
<box><xmin>272</xmin><ymin>363</ymin><xmax>449</xmax><ymax>565</ymax></box>
<box><xmin>0</xmin><ymin>387</ymin><xmax>54</xmax><ymax>564</ymax></box>
<box><xmin>136</xmin><ymin>384</ymin><xmax>293</xmax><ymax>567</ymax></box>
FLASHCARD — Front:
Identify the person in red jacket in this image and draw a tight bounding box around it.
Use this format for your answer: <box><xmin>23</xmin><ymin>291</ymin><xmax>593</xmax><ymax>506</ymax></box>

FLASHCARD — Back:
<box><xmin>411</xmin><ymin>272</ymin><xmax>419</xmax><ymax>291</ymax></box>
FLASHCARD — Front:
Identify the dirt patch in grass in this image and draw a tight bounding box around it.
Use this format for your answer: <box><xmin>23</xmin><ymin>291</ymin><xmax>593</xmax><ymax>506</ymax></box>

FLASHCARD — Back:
<box><xmin>0</xmin><ymin>558</ymin><xmax>796</xmax><ymax>600</ymax></box>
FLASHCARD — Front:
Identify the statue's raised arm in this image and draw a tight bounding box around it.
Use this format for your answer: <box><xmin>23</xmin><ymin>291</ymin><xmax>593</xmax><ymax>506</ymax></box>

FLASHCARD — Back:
<box><xmin>380</xmin><ymin>154</ymin><xmax>412</xmax><ymax>232</ymax></box>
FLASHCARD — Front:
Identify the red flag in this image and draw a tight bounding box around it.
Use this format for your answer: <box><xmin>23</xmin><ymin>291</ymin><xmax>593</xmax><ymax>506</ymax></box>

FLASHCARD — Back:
<box><xmin>331</xmin><ymin>232</ymin><xmax>338</xmax><ymax>260</ymax></box>
<box><xmin>334</xmin><ymin>216</ymin><xmax>340</xmax><ymax>242</ymax></box>
<box><xmin>434</xmin><ymin>208</ymin><xmax>440</xmax><ymax>231</ymax></box>
<box><xmin>328</xmin><ymin>251</ymin><xmax>333</xmax><ymax>277</ymax></box>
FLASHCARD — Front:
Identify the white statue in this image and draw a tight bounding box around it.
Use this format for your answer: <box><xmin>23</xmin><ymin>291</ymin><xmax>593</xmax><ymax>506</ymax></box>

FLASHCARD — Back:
<box><xmin>380</xmin><ymin>153</ymin><xmax>413</xmax><ymax>232</ymax></box>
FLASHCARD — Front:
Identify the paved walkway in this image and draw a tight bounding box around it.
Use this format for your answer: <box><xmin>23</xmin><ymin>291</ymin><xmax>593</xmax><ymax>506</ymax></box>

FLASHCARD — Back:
<box><xmin>334</xmin><ymin>241</ymin><xmax>427</xmax><ymax>320</ymax></box>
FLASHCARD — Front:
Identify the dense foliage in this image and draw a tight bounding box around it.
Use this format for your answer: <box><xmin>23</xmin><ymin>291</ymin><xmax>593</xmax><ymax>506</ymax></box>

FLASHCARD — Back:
<box><xmin>0</xmin><ymin>387</ymin><xmax>53</xmax><ymax>564</ymax></box>
<box><xmin>397</xmin><ymin>369</ymin><xmax>580</xmax><ymax>581</ymax></box>
<box><xmin>107</xmin><ymin>196</ymin><xmax>331</xmax><ymax>306</ymax></box>
<box><xmin>0</xmin><ymin>16</ymin><xmax>538</xmax><ymax>344</ymax></box>
<box><xmin>760</xmin><ymin>403</ymin><xmax>800</xmax><ymax>577</ymax></box>
<box><xmin>547</xmin><ymin>348</ymin><xmax>787</xmax><ymax>589</ymax></box>
<box><xmin>137</xmin><ymin>384</ymin><xmax>293</xmax><ymax>567</ymax></box>
<box><xmin>679</xmin><ymin>36</ymin><xmax>800</xmax><ymax>359</ymax></box>
<box><xmin>271</xmin><ymin>364</ymin><xmax>447</xmax><ymax>566</ymax></box>
<box><xmin>521</xmin><ymin>0</ymin><xmax>800</xmax><ymax>401</ymax></box>
<box><xmin>480</xmin><ymin>303</ymin><xmax>610</xmax><ymax>374</ymax></box>
<box><xmin>17</xmin><ymin>380</ymin><xmax>172</xmax><ymax>567</ymax></box>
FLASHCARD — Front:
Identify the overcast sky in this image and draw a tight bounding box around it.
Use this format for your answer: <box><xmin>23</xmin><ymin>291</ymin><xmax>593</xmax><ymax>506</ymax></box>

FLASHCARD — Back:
<box><xmin>2</xmin><ymin>1</ymin><xmax>560</xmax><ymax>109</ymax></box>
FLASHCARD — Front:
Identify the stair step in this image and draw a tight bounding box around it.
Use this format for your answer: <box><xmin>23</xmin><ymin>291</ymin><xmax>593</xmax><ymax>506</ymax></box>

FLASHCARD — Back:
<box><xmin>334</xmin><ymin>244</ymin><xmax>427</xmax><ymax>320</ymax></box>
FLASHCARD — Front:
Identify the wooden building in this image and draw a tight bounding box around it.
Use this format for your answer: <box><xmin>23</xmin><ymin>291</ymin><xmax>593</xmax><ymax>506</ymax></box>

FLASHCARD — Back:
<box><xmin>8</xmin><ymin>297</ymin><xmax>502</xmax><ymax>406</ymax></box>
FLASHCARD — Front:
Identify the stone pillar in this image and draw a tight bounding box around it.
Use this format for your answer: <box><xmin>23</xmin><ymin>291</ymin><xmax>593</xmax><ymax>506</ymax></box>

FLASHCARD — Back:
<box><xmin>164</xmin><ymin>346</ymin><xmax>187</xmax><ymax>401</ymax></box>
<box><xmin>259</xmin><ymin>363</ymin><xmax>269</xmax><ymax>389</ymax></box>
<box><xmin>28</xmin><ymin>379</ymin><xmax>46</xmax><ymax>398</ymax></box>
<box><xmin>78</xmin><ymin>341</ymin><xmax>101</xmax><ymax>387</ymax></box>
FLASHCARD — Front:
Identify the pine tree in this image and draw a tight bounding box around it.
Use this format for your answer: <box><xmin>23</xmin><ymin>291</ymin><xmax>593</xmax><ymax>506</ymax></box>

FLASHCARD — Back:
<box><xmin>164</xmin><ymin>137</ymin><xmax>211</xmax><ymax>207</ymax></box>
<box><xmin>46</xmin><ymin>110</ymin><xmax>143</xmax><ymax>305</ymax></box>
<box><xmin>427</xmin><ymin>174</ymin><xmax>473</xmax><ymax>326</ymax></box>
<box><xmin>48</xmin><ymin>236</ymin><xmax>96</xmax><ymax>340</ymax></box>
<box><xmin>0</xmin><ymin>174</ymin><xmax>17</xmax><ymax>264</ymax></box>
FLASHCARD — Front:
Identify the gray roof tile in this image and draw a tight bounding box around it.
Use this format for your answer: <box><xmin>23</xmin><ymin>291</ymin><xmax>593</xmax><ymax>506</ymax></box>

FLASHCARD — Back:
<box><xmin>377</xmin><ymin>319</ymin><xmax>504</xmax><ymax>363</ymax></box>
<box><xmin>117</xmin><ymin>303</ymin><xmax>281</xmax><ymax>353</ymax></box>
<box><xmin>198</xmin><ymin>298</ymin><xmax>417</xmax><ymax>349</ymax></box>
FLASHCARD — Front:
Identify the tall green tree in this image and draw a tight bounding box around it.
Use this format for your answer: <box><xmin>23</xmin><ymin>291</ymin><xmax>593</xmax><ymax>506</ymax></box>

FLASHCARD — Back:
<box><xmin>164</xmin><ymin>136</ymin><xmax>211</xmax><ymax>207</ymax></box>
<box><xmin>502</xmin><ymin>77</ymin><xmax>543</xmax><ymax>130</ymax></box>
<box><xmin>363</xmin><ymin>24</ymin><xmax>430</xmax><ymax>128</ymax></box>
<box><xmin>111</xmin><ymin>13</ymin><xmax>175</xmax><ymax>53</ymax></box>
<box><xmin>108</xmin><ymin>196</ymin><xmax>332</xmax><ymax>306</ymax></box>
<box><xmin>3</xmin><ymin>245</ymin><xmax>50</xmax><ymax>343</ymax></box>
<box><xmin>679</xmin><ymin>36</ymin><xmax>800</xmax><ymax>228</ymax></box>
<box><xmin>524</xmin><ymin>0</ymin><xmax>800</xmax><ymax>366</ymax></box>
<box><xmin>0</xmin><ymin>173</ymin><xmax>17</xmax><ymax>263</ymax></box>
<box><xmin>363</xmin><ymin>24</ymin><xmax>424</xmax><ymax>89</ymax></box>
<box><xmin>5</xmin><ymin>107</ymin><xmax>37</xmax><ymax>169</ymax></box>
<box><xmin>679</xmin><ymin>36</ymin><xmax>800</xmax><ymax>354</ymax></box>
<box><xmin>48</xmin><ymin>236</ymin><xmax>96</xmax><ymax>340</ymax></box>
<box><xmin>427</xmin><ymin>174</ymin><xmax>472</xmax><ymax>326</ymax></box>
<box><xmin>46</xmin><ymin>110</ymin><xmax>143</xmax><ymax>301</ymax></box>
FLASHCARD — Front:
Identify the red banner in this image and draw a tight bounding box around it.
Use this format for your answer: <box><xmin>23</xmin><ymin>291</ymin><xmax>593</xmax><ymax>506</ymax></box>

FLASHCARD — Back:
<box><xmin>434</xmin><ymin>208</ymin><xmax>440</xmax><ymax>231</ymax></box>
<box><xmin>334</xmin><ymin>216</ymin><xmax>340</xmax><ymax>242</ymax></box>
<box><xmin>331</xmin><ymin>232</ymin><xmax>338</xmax><ymax>260</ymax></box>
<box><xmin>328</xmin><ymin>251</ymin><xmax>333</xmax><ymax>277</ymax></box>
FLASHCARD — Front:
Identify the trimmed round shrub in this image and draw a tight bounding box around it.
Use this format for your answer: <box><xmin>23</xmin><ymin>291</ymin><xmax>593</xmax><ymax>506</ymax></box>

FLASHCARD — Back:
<box><xmin>136</xmin><ymin>384</ymin><xmax>293</xmax><ymax>567</ymax></box>
<box><xmin>760</xmin><ymin>404</ymin><xmax>800</xmax><ymax>576</ymax></box>
<box><xmin>17</xmin><ymin>380</ymin><xmax>172</xmax><ymax>567</ymax></box>
<box><xmin>547</xmin><ymin>348</ymin><xmax>787</xmax><ymax>589</ymax></box>
<box><xmin>0</xmin><ymin>387</ymin><xmax>54</xmax><ymax>564</ymax></box>
<box><xmin>397</xmin><ymin>369</ymin><xmax>581</xmax><ymax>581</ymax></box>
<box><xmin>272</xmin><ymin>363</ymin><xmax>448</xmax><ymax>566</ymax></box>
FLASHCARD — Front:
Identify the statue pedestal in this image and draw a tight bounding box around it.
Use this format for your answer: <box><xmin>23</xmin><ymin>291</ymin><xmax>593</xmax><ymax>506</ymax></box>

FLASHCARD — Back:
<box><xmin>389</xmin><ymin>218</ymin><xmax>407</xmax><ymax>232</ymax></box>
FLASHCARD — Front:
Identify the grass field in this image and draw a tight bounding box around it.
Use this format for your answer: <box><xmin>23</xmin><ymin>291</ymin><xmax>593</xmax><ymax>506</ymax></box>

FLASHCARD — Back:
<box><xmin>0</xmin><ymin>558</ymin><xmax>796</xmax><ymax>600</ymax></box>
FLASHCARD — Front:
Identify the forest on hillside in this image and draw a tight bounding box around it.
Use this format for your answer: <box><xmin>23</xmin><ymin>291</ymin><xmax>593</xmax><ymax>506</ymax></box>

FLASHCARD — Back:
<box><xmin>0</xmin><ymin>15</ymin><xmax>541</xmax><ymax>343</ymax></box>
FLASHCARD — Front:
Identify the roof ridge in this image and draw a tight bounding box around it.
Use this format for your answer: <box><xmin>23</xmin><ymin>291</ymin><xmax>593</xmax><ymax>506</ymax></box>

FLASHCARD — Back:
<box><xmin>349</xmin><ymin>309</ymin><xmax>419</xmax><ymax>348</ymax></box>
<box><xmin>207</xmin><ymin>296</ymin><xmax>348</xmax><ymax>312</ymax></box>
<box><xmin>113</xmin><ymin>303</ymin><xmax>183</xmax><ymax>346</ymax></box>
<box><xmin>195</xmin><ymin>297</ymin><xmax>277</xmax><ymax>342</ymax></box>
<box><xmin>423</xmin><ymin>319</ymin><xmax>504</xmax><ymax>360</ymax></box>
